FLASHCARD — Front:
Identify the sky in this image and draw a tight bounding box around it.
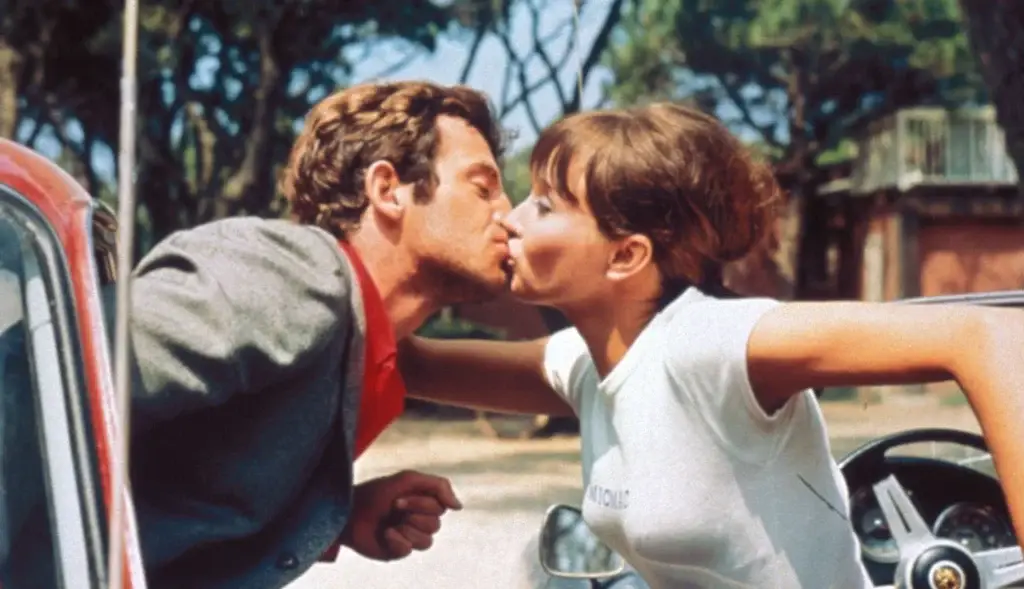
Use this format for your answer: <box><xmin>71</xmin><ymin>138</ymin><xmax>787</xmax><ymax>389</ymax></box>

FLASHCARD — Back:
<box><xmin>345</xmin><ymin>0</ymin><xmax>615</xmax><ymax>152</ymax></box>
<box><xmin>29</xmin><ymin>0</ymin><xmax>775</xmax><ymax>187</ymax></box>
<box><xmin>26</xmin><ymin>0</ymin><xmax>615</xmax><ymax>183</ymax></box>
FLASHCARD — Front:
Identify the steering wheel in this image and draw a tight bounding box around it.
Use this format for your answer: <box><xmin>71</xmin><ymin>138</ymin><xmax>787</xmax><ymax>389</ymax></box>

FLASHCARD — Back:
<box><xmin>839</xmin><ymin>428</ymin><xmax>1024</xmax><ymax>588</ymax></box>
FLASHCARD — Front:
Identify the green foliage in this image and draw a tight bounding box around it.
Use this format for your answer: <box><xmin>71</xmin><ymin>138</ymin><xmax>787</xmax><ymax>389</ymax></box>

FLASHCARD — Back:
<box><xmin>416</xmin><ymin>313</ymin><xmax>506</xmax><ymax>340</ymax></box>
<box><xmin>605</xmin><ymin>0</ymin><xmax>984</xmax><ymax>166</ymax></box>
<box><xmin>603</xmin><ymin>1</ymin><xmax>684</xmax><ymax>106</ymax></box>
<box><xmin>2</xmin><ymin>0</ymin><xmax>466</xmax><ymax>251</ymax></box>
<box><xmin>502</xmin><ymin>147</ymin><xmax>533</xmax><ymax>205</ymax></box>
<box><xmin>602</xmin><ymin>0</ymin><xmax>987</xmax><ymax>295</ymax></box>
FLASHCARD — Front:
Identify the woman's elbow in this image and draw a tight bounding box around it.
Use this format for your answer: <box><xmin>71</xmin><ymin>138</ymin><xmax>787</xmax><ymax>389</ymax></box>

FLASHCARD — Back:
<box><xmin>951</xmin><ymin>307</ymin><xmax>1024</xmax><ymax>381</ymax></box>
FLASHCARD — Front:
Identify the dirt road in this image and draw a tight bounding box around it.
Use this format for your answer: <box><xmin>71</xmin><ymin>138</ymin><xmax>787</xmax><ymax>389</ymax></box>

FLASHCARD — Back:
<box><xmin>288</xmin><ymin>399</ymin><xmax>982</xmax><ymax>589</ymax></box>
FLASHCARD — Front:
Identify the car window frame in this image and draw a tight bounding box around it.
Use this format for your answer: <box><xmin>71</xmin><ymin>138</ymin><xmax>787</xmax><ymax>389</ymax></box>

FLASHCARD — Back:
<box><xmin>0</xmin><ymin>183</ymin><xmax>108</xmax><ymax>587</ymax></box>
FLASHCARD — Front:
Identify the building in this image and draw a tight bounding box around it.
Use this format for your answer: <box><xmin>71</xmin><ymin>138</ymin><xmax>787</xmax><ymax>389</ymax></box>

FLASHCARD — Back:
<box><xmin>819</xmin><ymin>106</ymin><xmax>1022</xmax><ymax>301</ymax></box>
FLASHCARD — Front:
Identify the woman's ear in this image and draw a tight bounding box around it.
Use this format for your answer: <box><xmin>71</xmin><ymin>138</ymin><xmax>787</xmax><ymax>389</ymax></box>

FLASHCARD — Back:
<box><xmin>363</xmin><ymin>160</ymin><xmax>405</xmax><ymax>223</ymax></box>
<box><xmin>606</xmin><ymin>234</ymin><xmax>654</xmax><ymax>282</ymax></box>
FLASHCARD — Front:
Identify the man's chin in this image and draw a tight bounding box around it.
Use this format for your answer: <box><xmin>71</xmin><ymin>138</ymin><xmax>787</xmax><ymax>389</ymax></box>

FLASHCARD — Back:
<box><xmin>418</xmin><ymin>257</ymin><xmax>521</xmax><ymax>305</ymax></box>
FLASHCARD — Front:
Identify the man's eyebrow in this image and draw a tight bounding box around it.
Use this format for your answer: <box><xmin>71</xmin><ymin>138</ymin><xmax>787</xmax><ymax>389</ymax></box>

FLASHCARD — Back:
<box><xmin>465</xmin><ymin>161</ymin><xmax>500</xmax><ymax>182</ymax></box>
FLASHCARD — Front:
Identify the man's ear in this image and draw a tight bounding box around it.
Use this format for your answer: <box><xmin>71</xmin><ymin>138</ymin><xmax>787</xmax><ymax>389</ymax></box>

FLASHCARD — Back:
<box><xmin>606</xmin><ymin>234</ymin><xmax>654</xmax><ymax>283</ymax></box>
<box><xmin>363</xmin><ymin>160</ymin><xmax>405</xmax><ymax>223</ymax></box>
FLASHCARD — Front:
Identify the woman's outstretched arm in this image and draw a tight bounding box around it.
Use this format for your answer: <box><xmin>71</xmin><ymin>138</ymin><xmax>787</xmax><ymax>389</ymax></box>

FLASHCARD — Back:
<box><xmin>746</xmin><ymin>301</ymin><xmax>1024</xmax><ymax>541</ymax></box>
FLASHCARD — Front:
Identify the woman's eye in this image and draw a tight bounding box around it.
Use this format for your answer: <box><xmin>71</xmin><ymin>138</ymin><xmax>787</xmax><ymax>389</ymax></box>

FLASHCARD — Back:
<box><xmin>533</xmin><ymin>196</ymin><xmax>552</xmax><ymax>214</ymax></box>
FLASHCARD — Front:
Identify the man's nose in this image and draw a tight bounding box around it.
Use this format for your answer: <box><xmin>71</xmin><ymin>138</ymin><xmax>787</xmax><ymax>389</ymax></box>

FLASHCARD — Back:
<box><xmin>494</xmin><ymin>191</ymin><xmax>513</xmax><ymax>215</ymax></box>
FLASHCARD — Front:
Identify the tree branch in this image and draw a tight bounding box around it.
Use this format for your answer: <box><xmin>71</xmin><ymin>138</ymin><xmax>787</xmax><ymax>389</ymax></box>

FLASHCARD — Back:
<box><xmin>458</xmin><ymin>19</ymin><xmax>490</xmax><ymax>84</ymax></box>
<box><xmin>364</xmin><ymin>48</ymin><xmax>422</xmax><ymax>81</ymax></box>
<box><xmin>567</xmin><ymin>0</ymin><xmax>626</xmax><ymax>113</ymax></box>
<box><xmin>714</xmin><ymin>73</ymin><xmax>783</xmax><ymax>149</ymax></box>
<box><xmin>501</xmin><ymin>16</ymin><xmax>578</xmax><ymax>116</ymax></box>
<box><xmin>22</xmin><ymin>114</ymin><xmax>42</xmax><ymax>146</ymax></box>
<box><xmin>528</xmin><ymin>0</ymin><xmax>569</xmax><ymax>109</ymax></box>
<box><xmin>496</xmin><ymin>26</ymin><xmax>542</xmax><ymax>133</ymax></box>
<box><xmin>219</xmin><ymin>20</ymin><xmax>283</xmax><ymax>217</ymax></box>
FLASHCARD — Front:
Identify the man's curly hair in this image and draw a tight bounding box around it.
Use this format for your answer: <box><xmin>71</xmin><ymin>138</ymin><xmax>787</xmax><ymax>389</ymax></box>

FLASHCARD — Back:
<box><xmin>280</xmin><ymin>81</ymin><xmax>505</xmax><ymax>238</ymax></box>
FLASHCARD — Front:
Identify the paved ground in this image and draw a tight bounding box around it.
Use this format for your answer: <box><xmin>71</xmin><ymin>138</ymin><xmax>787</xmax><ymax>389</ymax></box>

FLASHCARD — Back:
<box><xmin>288</xmin><ymin>397</ymin><xmax>986</xmax><ymax>589</ymax></box>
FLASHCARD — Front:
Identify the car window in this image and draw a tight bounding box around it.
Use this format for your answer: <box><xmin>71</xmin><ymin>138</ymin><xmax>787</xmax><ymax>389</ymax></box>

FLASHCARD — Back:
<box><xmin>0</xmin><ymin>191</ymin><xmax>100</xmax><ymax>588</ymax></box>
<box><xmin>0</xmin><ymin>213</ymin><xmax>61</xmax><ymax>587</ymax></box>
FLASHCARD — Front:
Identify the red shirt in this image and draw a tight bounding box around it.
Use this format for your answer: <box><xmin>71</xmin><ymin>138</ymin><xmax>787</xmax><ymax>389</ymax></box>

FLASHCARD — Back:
<box><xmin>320</xmin><ymin>241</ymin><xmax>408</xmax><ymax>561</ymax></box>
<box><xmin>339</xmin><ymin>241</ymin><xmax>408</xmax><ymax>457</ymax></box>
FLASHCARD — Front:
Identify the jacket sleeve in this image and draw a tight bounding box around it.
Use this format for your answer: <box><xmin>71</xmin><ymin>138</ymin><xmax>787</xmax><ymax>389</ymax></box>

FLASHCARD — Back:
<box><xmin>104</xmin><ymin>218</ymin><xmax>351</xmax><ymax>432</ymax></box>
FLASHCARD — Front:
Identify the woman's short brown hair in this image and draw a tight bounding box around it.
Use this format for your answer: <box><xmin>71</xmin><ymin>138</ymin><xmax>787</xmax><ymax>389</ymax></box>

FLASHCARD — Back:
<box><xmin>280</xmin><ymin>81</ymin><xmax>505</xmax><ymax>238</ymax></box>
<box><xmin>530</xmin><ymin>103</ymin><xmax>781</xmax><ymax>289</ymax></box>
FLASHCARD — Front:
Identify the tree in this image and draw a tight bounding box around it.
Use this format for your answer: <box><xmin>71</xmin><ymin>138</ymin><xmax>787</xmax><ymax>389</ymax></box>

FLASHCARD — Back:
<box><xmin>453</xmin><ymin>0</ymin><xmax>627</xmax><ymax>134</ymax></box>
<box><xmin>2</xmin><ymin>0</ymin><xmax>461</xmax><ymax>251</ymax></box>
<box><xmin>0</xmin><ymin>0</ymin><xmax>121</xmax><ymax>186</ymax></box>
<box><xmin>958</xmin><ymin>0</ymin><xmax>1024</xmax><ymax>196</ymax></box>
<box><xmin>605</xmin><ymin>0</ymin><xmax>983</xmax><ymax>298</ymax></box>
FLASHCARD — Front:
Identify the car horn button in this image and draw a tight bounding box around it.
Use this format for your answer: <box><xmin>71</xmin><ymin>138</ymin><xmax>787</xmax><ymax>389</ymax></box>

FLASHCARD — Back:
<box><xmin>909</xmin><ymin>545</ymin><xmax>979</xmax><ymax>589</ymax></box>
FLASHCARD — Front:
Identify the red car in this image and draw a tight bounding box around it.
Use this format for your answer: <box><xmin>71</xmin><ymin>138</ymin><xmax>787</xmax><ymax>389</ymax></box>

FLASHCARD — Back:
<box><xmin>0</xmin><ymin>138</ymin><xmax>146</xmax><ymax>588</ymax></box>
<box><xmin>3</xmin><ymin>136</ymin><xmax>1024</xmax><ymax>589</ymax></box>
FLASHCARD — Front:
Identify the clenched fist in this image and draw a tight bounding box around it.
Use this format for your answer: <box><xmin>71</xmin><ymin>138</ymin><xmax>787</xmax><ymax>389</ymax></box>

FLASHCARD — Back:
<box><xmin>341</xmin><ymin>470</ymin><xmax>462</xmax><ymax>561</ymax></box>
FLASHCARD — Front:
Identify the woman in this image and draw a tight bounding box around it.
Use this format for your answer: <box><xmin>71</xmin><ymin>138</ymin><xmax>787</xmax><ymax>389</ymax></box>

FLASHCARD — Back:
<box><xmin>398</xmin><ymin>103</ymin><xmax>1024</xmax><ymax>588</ymax></box>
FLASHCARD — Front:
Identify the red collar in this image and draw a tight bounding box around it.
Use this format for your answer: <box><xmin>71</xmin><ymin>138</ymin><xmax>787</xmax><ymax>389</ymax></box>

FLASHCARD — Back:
<box><xmin>337</xmin><ymin>241</ymin><xmax>406</xmax><ymax>458</ymax></box>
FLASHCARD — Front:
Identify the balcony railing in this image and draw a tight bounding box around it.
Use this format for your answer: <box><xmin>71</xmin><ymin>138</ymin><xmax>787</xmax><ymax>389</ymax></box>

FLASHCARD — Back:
<box><xmin>850</xmin><ymin>106</ymin><xmax>1018</xmax><ymax>194</ymax></box>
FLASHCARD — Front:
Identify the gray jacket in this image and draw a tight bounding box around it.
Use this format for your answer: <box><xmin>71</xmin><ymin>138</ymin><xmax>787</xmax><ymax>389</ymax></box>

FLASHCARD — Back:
<box><xmin>112</xmin><ymin>217</ymin><xmax>366</xmax><ymax>589</ymax></box>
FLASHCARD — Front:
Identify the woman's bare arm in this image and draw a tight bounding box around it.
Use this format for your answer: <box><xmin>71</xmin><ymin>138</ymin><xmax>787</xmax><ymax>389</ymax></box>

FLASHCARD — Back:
<box><xmin>397</xmin><ymin>336</ymin><xmax>574</xmax><ymax>417</ymax></box>
<box><xmin>746</xmin><ymin>301</ymin><xmax>1024</xmax><ymax>542</ymax></box>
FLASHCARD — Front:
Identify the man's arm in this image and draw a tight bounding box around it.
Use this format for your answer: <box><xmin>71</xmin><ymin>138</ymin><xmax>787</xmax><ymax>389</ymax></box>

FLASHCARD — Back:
<box><xmin>398</xmin><ymin>335</ymin><xmax>574</xmax><ymax>417</ymax></box>
<box><xmin>105</xmin><ymin>218</ymin><xmax>350</xmax><ymax>432</ymax></box>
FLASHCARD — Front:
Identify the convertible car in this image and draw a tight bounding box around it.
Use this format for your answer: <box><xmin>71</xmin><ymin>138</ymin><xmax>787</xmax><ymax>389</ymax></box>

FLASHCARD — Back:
<box><xmin>2</xmin><ymin>137</ymin><xmax>1024</xmax><ymax>589</ymax></box>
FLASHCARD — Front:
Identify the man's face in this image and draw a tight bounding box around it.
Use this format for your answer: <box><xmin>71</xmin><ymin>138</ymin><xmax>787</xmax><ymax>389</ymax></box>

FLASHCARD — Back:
<box><xmin>404</xmin><ymin>115</ymin><xmax>512</xmax><ymax>304</ymax></box>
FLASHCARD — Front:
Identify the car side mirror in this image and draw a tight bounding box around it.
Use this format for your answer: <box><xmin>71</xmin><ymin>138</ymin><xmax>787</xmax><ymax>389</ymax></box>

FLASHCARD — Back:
<box><xmin>538</xmin><ymin>504</ymin><xmax>625</xmax><ymax>579</ymax></box>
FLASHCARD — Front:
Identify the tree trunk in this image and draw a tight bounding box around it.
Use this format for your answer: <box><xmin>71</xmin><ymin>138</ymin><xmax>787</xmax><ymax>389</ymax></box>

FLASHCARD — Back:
<box><xmin>795</xmin><ymin>181</ymin><xmax>832</xmax><ymax>299</ymax></box>
<box><xmin>217</xmin><ymin>27</ymin><xmax>282</xmax><ymax>220</ymax></box>
<box><xmin>959</xmin><ymin>0</ymin><xmax>1024</xmax><ymax>197</ymax></box>
<box><xmin>0</xmin><ymin>39</ymin><xmax>22</xmax><ymax>139</ymax></box>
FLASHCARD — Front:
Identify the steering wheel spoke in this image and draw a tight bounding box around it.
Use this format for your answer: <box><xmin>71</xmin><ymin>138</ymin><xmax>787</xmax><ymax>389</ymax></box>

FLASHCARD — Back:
<box><xmin>976</xmin><ymin>546</ymin><xmax>1024</xmax><ymax>587</ymax></box>
<box><xmin>872</xmin><ymin>475</ymin><xmax>935</xmax><ymax>550</ymax></box>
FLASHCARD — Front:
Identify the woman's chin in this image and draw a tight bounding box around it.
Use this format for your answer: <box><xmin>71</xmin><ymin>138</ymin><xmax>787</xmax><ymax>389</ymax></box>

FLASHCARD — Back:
<box><xmin>506</xmin><ymin>275</ymin><xmax>545</xmax><ymax>304</ymax></box>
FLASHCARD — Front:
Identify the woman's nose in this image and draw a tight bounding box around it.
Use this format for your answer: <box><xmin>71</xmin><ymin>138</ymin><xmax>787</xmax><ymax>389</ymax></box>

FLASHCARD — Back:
<box><xmin>498</xmin><ymin>204</ymin><xmax>526</xmax><ymax>238</ymax></box>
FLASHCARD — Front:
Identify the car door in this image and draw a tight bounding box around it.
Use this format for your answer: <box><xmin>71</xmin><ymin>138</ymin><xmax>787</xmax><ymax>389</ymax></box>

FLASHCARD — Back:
<box><xmin>0</xmin><ymin>138</ymin><xmax>147</xmax><ymax>588</ymax></box>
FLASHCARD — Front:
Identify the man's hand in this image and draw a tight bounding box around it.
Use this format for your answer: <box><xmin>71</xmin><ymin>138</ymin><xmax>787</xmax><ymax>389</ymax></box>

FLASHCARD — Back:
<box><xmin>341</xmin><ymin>470</ymin><xmax>462</xmax><ymax>561</ymax></box>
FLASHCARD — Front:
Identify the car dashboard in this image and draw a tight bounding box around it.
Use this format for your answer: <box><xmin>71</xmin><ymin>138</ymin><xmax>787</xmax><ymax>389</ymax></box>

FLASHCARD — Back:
<box><xmin>846</xmin><ymin>456</ymin><xmax>1017</xmax><ymax>585</ymax></box>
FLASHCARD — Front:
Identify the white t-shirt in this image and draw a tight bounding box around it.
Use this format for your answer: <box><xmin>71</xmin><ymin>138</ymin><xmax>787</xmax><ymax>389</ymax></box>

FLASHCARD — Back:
<box><xmin>543</xmin><ymin>288</ymin><xmax>872</xmax><ymax>589</ymax></box>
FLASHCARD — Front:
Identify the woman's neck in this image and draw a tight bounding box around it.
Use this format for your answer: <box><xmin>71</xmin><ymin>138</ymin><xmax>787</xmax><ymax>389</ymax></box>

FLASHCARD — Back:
<box><xmin>562</xmin><ymin>298</ymin><xmax>659</xmax><ymax>379</ymax></box>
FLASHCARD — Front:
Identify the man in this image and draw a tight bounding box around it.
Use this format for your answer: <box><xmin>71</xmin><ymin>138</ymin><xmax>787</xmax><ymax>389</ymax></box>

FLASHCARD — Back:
<box><xmin>121</xmin><ymin>80</ymin><xmax>512</xmax><ymax>588</ymax></box>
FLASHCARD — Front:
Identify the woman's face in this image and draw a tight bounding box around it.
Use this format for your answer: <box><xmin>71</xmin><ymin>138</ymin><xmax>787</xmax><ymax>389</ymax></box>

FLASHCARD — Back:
<box><xmin>501</xmin><ymin>167</ymin><xmax>617</xmax><ymax>308</ymax></box>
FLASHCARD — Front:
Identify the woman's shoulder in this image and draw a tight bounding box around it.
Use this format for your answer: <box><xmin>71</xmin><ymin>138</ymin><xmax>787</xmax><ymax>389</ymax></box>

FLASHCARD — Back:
<box><xmin>542</xmin><ymin>327</ymin><xmax>595</xmax><ymax>406</ymax></box>
<box><xmin>662</xmin><ymin>287</ymin><xmax>781</xmax><ymax>326</ymax></box>
<box><xmin>545</xmin><ymin>327</ymin><xmax>591</xmax><ymax>373</ymax></box>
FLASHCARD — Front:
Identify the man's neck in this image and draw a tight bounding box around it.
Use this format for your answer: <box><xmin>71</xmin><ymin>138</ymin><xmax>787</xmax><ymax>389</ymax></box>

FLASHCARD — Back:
<box><xmin>346</xmin><ymin>232</ymin><xmax>438</xmax><ymax>340</ymax></box>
